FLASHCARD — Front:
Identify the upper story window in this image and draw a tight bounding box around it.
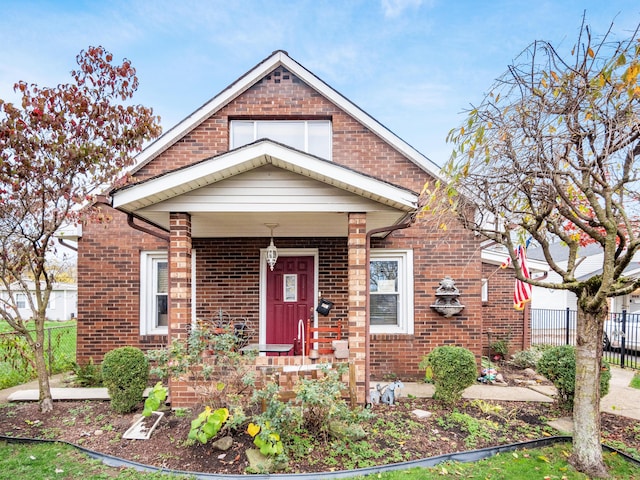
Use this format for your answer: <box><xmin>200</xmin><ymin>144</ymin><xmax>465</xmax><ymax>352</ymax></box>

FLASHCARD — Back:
<box><xmin>230</xmin><ymin>120</ymin><xmax>332</xmax><ymax>160</ymax></box>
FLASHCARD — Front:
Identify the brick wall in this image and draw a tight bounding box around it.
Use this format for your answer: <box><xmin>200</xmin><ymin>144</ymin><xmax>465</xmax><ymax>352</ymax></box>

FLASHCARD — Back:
<box><xmin>76</xmin><ymin>211</ymin><xmax>168</xmax><ymax>364</ymax></box>
<box><xmin>369</xmin><ymin>214</ymin><xmax>484</xmax><ymax>380</ymax></box>
<box><xmin>481</xmin><ymin>262</ymin><xmax>528</xmax><ymax>357</ymax></box>
<box><xmin>76</xmin><ymin>64</ymin><xmax>505</xmax><ymax>389</ymax></box>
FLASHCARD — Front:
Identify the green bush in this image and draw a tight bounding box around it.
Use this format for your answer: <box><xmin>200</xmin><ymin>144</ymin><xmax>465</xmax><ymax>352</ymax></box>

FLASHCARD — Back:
<box><xmin>536</xmin><ymin>345</ymin><xmax>611</xmax><ymax>410</ymax></box>
<box><xmin>101</xmin><ymin>346</ymin><xmax>149</xmax><ymax>414</ymax></box>
<box><xmin>420</xmin><ymin>346</ymin><xmax>477</xmax><ymax>405</ymax></box>
<box><xmin>508</xmin><ymin>346</ymin><xmax>544</xmax><ymax>369</ymax></box>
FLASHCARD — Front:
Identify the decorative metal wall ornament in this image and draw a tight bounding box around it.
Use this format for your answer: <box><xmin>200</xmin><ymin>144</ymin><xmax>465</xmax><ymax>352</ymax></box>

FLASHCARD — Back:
<box><xmin>265</xmin><ymin>223</ymin><xmax>279</xmax><ymax>271</ymax></box>
<box><xmin>431</xmin><ymin>276</ymin><xmax>465</xmax><ymax>317</ymax></box>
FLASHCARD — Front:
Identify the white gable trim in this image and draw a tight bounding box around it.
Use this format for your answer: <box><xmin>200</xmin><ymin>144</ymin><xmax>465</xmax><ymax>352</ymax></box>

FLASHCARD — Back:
<box><xmin>112</xmin><ymin>140</ymin><xmax>418</xmax><ymax>213</ymax></box>
<box><xmin>131</xmin><ymin>51</ymin><xmax>442</xmax><ymax>179</ymax></box>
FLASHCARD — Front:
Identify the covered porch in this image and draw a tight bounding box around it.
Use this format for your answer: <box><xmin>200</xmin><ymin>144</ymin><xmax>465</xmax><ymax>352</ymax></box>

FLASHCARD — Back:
<box><xmin>110</xmin><ymin>140</ymin><xmax>420</xmax><ymax>406</ymax></box>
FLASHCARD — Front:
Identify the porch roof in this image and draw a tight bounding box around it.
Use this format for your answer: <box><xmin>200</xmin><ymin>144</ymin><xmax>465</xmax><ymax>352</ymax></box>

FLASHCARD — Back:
<box><xmin>111</xmin><ymin>140</ymin><xmax>420</xmax><ymax>238</ymax></box>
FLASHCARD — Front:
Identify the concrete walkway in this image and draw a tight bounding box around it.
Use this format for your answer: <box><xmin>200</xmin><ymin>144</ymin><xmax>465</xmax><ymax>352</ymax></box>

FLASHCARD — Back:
<box><xmin>380</xmin><ymin>366</ymin><xmax>640</xmax><ymax>421</ymax></box>
<box><xmin>2</xmin><ymin>367</ymin><xmax>639</xmax><ymax>421</ymax></box>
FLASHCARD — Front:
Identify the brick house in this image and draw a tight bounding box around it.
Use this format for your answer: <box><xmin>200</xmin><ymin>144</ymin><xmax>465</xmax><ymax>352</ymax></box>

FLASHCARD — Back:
<box><xmin>76</xmin><ymin>51</ymin><xmax>526</xmax><ymax>406</ymax></box>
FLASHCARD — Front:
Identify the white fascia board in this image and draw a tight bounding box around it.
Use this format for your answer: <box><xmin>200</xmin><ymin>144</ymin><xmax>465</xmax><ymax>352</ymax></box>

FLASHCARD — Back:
<box><xmin>129</xmin><ymin>52</ymin><xmax>288</xmax><ymax>173</ymax></box>
<box><xmin>263</xmin><ymin>143</ymin><xmax>417</xmax><ymax>210</ymax></box>
<box><xmin>130</xmin><ymin>51</ymin><xmax>442</xmax><ymax>180</ymax></box>
<box><xmin>277</xmin><ymin>54</ymin><xmax>443</xmax><ymax>179</ymax></box>
<box><xmin>113</xmin><ymin>141</ymin><xmax>418</xmax><ymax>212</ymax></box>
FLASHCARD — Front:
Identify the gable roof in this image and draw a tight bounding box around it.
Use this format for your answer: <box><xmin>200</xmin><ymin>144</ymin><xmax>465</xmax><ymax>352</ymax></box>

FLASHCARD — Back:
<box><xmin>114</xmin><ymin>140</ymin><xmax>417</xmax><ymax>212</ymax></box>
<box><xmin>112</xmin><ymin>140</ymin><xmax>419</xmax><ymax>237</ymax></box>
<box><xmin>130</xmin><ymin>50</ymin><xmax>442</xmax><ymax>179</ymax></box>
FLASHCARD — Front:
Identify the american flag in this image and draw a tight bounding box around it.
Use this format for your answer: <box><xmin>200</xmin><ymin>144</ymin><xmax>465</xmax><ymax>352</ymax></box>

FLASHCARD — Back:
<box><xmin>501</xmin><ymin>245</ymin><xmax>532</xmax><ymax>310</ymax></box>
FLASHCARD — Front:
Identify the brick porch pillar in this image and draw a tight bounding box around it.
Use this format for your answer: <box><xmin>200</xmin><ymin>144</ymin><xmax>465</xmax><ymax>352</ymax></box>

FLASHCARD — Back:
<box><xmin>347</xmin><ymin>212</ymin><xmax>367</xmax><ymax>403</ymax></box>
<box><xmin>168</xmin><ymin>212</ymin><xmax>194</xmax><ymax>407</ymax></box>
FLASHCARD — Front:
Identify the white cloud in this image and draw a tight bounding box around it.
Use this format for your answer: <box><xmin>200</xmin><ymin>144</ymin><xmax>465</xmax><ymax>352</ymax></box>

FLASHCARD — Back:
<box><xmin>381</xmin><ymin>0</ymin><xmax>426</xmax><ymax>18</ymax></box>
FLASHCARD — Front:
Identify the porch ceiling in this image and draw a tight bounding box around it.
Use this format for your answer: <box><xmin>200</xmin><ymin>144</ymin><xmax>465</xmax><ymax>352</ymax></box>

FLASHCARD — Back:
<box><xmin>112</xmin><ymin>140</ymin><xmax>419</xmax><ymax>238</ymax></box>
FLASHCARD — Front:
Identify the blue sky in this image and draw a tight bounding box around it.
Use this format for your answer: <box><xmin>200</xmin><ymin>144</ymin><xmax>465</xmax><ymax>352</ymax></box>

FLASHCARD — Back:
<box><xmin>1</xmin><ymin>1</ymin><xmax>639</xmax><ymax>165</ymax></box>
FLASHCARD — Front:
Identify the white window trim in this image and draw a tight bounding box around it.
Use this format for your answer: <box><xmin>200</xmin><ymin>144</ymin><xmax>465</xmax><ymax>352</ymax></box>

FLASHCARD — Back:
<box><xmin>230</xmin><ymin>120</ymin><xmax>332</xmax><ymax>160</ymax></box>
<box><xmin>15</xmin><ymin>292</ymin><xmax>27</xmax><ymax>310</ymax></box>
<box><xmin>370</xmin><ymin>249</ymin><xmax>414</xmax><ymax>335</ymax></box>
<box><xmin>481</xmin><ymin>278</ymin><xmax>488</xmax><ymax>303</ymax></box>
<box><xmin>140</xmin><ymin>251</ymin><xmax>169</xmax><ymax>336</ymax></box>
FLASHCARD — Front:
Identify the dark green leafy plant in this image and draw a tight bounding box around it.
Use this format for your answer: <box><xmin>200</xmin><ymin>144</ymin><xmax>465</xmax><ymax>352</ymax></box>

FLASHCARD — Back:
<box><xmin>71</xmin><ymin>358</ymin><xmax>102</xmax><ymax>387</ymax></box>
<box><xmin>101</xmin><ymin>346</ymin><xmax>149</xmax><ymax>414</ymax></box>
<box><xmin>420</xmin><ymin>346</ymin><xmax>477</xmax><ymax>405</ymax></box>
<box><xmin>295</xmin><ymin>364</ymin><xmax>372</xmax><ymax>442</ymax></box>
<box><xmin>489</xmin><ymin>339</ymin><xmax>509</xmax><ymax>358</ymax></box>
<box><xmin>536</xmin><ymin>345</ymin><xmax>611</xmax><ymax>410</ymax></box>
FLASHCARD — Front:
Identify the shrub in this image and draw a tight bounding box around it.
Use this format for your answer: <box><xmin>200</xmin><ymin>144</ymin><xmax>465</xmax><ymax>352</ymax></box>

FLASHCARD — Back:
<box><xmin>508</xmin><ymin>346</ymin><xmax>544</xmax><ymax>370</ymax></box>
<box><xmin>536</xmin><ymin>345</ymin><xmax>611</xmax><ymax>410</ymax></box>
<box><xmin>101</xmin><ymin>346</ymin><xmax>149</xmax><ymax>414</ymax></box>
<box><xmin>420</xmin><ymin>346</ymin><xmax>477</xmax><ymax>405</ymax></box>
<box><xmin>72</xmin><ymin>358</ymin><xmax>102</xmax><ymax>387</ymax></box>
<box><xmin>146</xmin><ymin>319</ymin><xmax>257</xmax><ymax>408</ymax></box>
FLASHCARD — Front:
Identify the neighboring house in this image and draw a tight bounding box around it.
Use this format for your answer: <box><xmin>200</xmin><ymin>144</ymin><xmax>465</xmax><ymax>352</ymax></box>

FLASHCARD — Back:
<box><xmin>0</xmin><ymin>281</ymin><xmax>77</xmax><ymax>321</ymax></box>
<box><xmin>527</xmin><ymin>243</ymin><xmax>640</xmax><ymax>314</ymax></box>
<box><xmin>76</xmin><ymin>51</ymin><xmax>525</xmax><ymax>406</ymax></box>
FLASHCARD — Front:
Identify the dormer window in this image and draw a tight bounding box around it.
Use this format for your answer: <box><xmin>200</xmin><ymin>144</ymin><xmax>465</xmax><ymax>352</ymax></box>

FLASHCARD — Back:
<box><xmin>230</xmin><ymin>120</ymin><xmax>332</xmax><ymax>160</ymax></box>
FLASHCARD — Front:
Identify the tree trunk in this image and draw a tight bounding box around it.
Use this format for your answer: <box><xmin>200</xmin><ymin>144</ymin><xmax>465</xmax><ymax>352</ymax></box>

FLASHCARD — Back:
<box><xmin>571</xmin><ymin>305</ymin><xmax>608</xmax><ymax>478</ymax></box>
<box><xmin>30</xmin><ymin>317</ymin><xmax>54</xmax><ymax>413</ymax></box>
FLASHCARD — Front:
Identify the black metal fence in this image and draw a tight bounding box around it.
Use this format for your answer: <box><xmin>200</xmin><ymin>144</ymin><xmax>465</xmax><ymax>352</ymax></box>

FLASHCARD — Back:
<box><xmin>530</xmin><ymin>308</ymin><xmax>639</xmax><ymax>369</ymax></box>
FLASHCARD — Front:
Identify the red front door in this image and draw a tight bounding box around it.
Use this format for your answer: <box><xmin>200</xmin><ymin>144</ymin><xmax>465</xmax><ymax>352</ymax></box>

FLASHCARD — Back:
<box><xmin>266</xmin><ymin>256</ymin><xmax>315</xmax><ymax>347</ymax></box>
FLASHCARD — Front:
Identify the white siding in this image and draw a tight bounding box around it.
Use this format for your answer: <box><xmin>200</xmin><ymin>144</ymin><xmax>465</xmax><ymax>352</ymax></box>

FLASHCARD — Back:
<box><xmin>141</xmin><ymin>165</ymin><xmax>398</xmax><ymax>214</ymax></box>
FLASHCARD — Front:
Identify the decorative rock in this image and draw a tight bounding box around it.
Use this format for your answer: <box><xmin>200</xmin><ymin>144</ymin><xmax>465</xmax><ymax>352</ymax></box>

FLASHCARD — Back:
<box><xmin>523</xmin><ymin>368</ymin><xmax>537</xmax><ymax>378</ymax></box>
<box><xmin>495</xmin><ymin>373</ymin><xmax>505</xmax><ymax>383</ymax></box>
<box><xmin>94</xmin><ymin>429</ymin><xmax>103</xmax><ymax>436</ymax></box>
<box><xmin>411</xmin><ymin>409</ymin><xmax>432</xmax><ymax>419</ymax></box>
<box><xmin>246</xmin><ymin>448</ymin><xmax>273</xmax><ymax>473</ymax></box>
<box><xmin>211</xmin><ymin>435</ymin><xmax>233</xmax><ymax>451</ymax></box>
<box><xmin>246</xmin><ymin>447</ymin><xmax>288</xmax><ymax>474</ymax></box>
<box><xmin>329</xmin><ymin>421</ymin><xmax>366</xmax><ymax>440</ymax></box>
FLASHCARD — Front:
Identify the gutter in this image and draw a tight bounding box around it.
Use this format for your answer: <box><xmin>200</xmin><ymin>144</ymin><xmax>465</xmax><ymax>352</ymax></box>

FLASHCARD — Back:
<box><xmin>364</xmin><ymin>217</ymin><xmax>415</xmax><ymax>404</ymax></box>
<box><xmin>93</xmin><ymin>196</ymin><xmax>170</xmax><ymax>242</ymax></box>
<box><xmin>126</xmin><ymin>214</ymin><xmax>170</xmax><ymax>242</ymax></box>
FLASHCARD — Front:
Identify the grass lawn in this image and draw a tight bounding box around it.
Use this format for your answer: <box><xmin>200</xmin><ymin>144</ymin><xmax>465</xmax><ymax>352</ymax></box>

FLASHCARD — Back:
<box><xmin>0</xmin><ymin>320</ymin><xmax>76</xmax><ymax>389</ymax></box>
<box><xmin>1</xmin><ymin>440</ymin><xmax>638</xmax><ymax>479</ymax></box>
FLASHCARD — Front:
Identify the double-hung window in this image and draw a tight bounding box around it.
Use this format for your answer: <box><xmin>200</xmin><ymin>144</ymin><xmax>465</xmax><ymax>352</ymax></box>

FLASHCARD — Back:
<box><xmin>140</xmin><ymin>251</ymin><xmax>168</xmax><ymax>335</ymax></box>
<box><xmin>15</xmin><ymin>293</ymin><xmax>27</xmax><ymax>309</ymax></box>
<box><xmin>370</xmin><ymin>249</ymin><xmax>414</xmax><ymax>334</ymax></box>
<box><xmin>230</xmin><ymin>120</ymin><xmax>332</xmax><ymax>160</ymax></box>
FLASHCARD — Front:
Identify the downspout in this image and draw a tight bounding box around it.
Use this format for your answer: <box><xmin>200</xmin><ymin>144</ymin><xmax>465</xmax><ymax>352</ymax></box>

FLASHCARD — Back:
<box><xmin>126</xmin><ymin>214</ymin><xmax>170</xmax><ymax>242</ymax></box>
<box><xmin>364</xmin><ymin>216</ymin><xmax>415</xmax><ymax>404</ymax></box>
<box><xmin>93</xmin><ymin>196</ymin><xmax>170</xmax><ymax>242</ymax></box>
<box><xmin>58</xmin><ymin>238</ymin><xmax>78</xmax><ymax>252</ymax></box>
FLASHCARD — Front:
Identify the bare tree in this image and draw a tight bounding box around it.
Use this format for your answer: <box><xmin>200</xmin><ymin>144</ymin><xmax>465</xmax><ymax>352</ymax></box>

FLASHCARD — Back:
<box><xmin>0</xmin><ymin>46</ymin><xmax>161</xmax><ymax>413</ymax></box>
<box><xmin>432</xmin><ymin>18</ymin><xmax>640</xmax><ymax>477</ymax></box>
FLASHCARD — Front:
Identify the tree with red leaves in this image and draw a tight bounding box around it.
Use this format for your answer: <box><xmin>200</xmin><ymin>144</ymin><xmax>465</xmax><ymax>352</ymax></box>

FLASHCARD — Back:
<box><xmin>0</xmin><ymin>46</ymin><xmax>161</xmax><ymax>413</ymax></box>
<box><xmin>428</xmin><ymin>18</ymin><xmax>640</xmax><ymax>477</ymax></box>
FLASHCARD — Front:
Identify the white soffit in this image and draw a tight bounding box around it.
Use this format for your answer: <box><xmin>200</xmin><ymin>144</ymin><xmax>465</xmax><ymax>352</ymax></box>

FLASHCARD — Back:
<box><xmin>112</xmin><ymin>141</ymin><xmax>418</xmax><ymax>213</ymax></box>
